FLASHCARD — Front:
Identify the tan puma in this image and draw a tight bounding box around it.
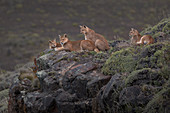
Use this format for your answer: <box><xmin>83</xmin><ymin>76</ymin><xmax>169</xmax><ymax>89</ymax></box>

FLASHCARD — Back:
<box><xmin>129</xmin><ymin>28</ymin><xmax>154</xmax><ymax>45</ymax></box>
<box><xmin>80</xmin><ymin>25</ymin><xmax>110</xmax><ymax>51</ymax></box>
<box><xmin>56</xmin><ymin>34</ymin><xmax>99</xmax><ymax>52</ymax></box>
<box><xmin>49</xmin><ymin>39</ymin><xmax>62</xmax><ymax>51</ymax></box>
<box><xmin>137</xmin><ymin>35</ymin><xmax>154</xmax><ymax>45</ymax></box>
<box><xmin>129</xmin><ymin>28</ymin><xmax>141</xmax><ymax>45</ymax></box>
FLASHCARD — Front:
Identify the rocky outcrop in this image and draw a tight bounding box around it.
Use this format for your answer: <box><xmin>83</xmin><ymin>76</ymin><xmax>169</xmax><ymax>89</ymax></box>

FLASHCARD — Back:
<box><xmin>7</xmin><ymin>18</ymin><xmax>170</xmax><ymax>113</ymax></box>
<box><xmin>8</xmin><ymin>50</ymin><xmax>112</xmax><ymax>113</ymax></box>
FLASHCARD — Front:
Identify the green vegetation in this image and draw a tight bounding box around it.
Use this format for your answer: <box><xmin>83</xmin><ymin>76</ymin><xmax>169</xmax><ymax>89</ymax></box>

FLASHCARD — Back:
<box><xmin>125</xmin><ymin>68</ymin><xmax>152</xmax><ymax>85</ymax></box>
<box><xmin>103</xmin><ymin>42</ymin><xmax>170</xmax><ymax>76</ymax></box>
<box><xmin>136</xmin><ymin>43</ymin><xmax>169</xmax><ymax>69</ymax></box>
<box><xmin>102</xmin><ymin>47</ymin><xmax>137</xmax><ymax>75</ymax></box>
<box><xmin>143</xmin><ymin>86</ymin><xmax>170</xmax><ymax>113</ymax></box>
<box><xmin>141</xmin><ymin>17</ymin><xmax>170</xmax><ymax>39</ymax></box>
<box><xmin>0</xmin><ymin>89</ymin><xmax>9</xmax><ymax>113</ymax></box>
<box><xmin>162</xmin><ymin>21</ymin><xmax>170</xmax><ymax>34</ymax></box>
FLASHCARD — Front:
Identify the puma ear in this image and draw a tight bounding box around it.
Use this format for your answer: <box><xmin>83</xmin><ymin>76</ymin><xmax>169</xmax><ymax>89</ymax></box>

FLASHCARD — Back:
<box><xmin>131</xmin><ymin>28</ymin><xmax>134</xmax><ymax>30</ymax></box>
<box><xmin>79</xmin><ymin>25</ymin><xmax>83</xmax><ymax>28</ymax></box>
<box><xmin>84</xmin><ymin>25</ymin><xmax>87</xmax><ymax>28</ymax></box>
<box><xmin>64</xmin><ymin>34</ymin><xmax>67</xmax><ymax>37</ymax></box>
<box><xmin>59</xmin><ymin>35</ymin><xmax>61</xmax><ymax>39</ymax></box>
<box><xmin>49</xmin><ymin>40</ymin><xmax>52</xmax><ymax>43</ymax></box>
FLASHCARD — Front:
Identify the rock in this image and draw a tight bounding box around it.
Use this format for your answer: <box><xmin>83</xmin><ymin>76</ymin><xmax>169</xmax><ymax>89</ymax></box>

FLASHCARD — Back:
<box><xmin>119</xmin><ymin>86</ymin><xmax>151</xmax><ymax>110</ymax></box>
<box><xmin>36</xmin><ymin>53</ymin><xmax>52</xmax><ymax>70</ymax></box>
<box><xmin>66</xmin><ymin>61</ymin><xmax>97</xmax><ymax>76</ymax></box>
<box><xmin>92</xmin><ymin>73</ymin><xmax>123</xmax><ymax>113</ymax></box>
<box><xmin>8</xmin><ymin>50</ymin><xmax>111</xmax><ymax>113</ymax></box>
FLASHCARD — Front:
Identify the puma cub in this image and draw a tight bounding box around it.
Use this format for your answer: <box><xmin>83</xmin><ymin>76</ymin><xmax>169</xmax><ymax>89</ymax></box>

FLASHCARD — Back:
<box><xmin>129</xmin><ymin>28</ymin><xmax>154</xmax><ymax>45</ymax></box>
<box><xmin>49</xmin><ymin>39</ymin><xmax>62</xmax><ymax>51</ymax></box>
<box><xmin>56</xmin><ymin>34</ymin><xmax>99</xmax><ymax>52</ymax></box>
<box><xmin>80</xmin><ymin>25</ymin><xmax>110</xmax><ymax>51</ymax></box>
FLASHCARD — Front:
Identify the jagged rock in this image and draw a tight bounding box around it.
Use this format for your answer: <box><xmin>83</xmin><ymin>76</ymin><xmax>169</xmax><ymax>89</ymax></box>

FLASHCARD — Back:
<box><xmin>119</xmin><ymin>85</ymin><xmax>151</xmax><ymax>108</ymax></box>
<box><xmin>92</xmin><ymin>73</ymin><xmax>123</xmax><ymax>113</ymax></box>
<box><xmin>8</xmin><ymin>50</ymin><xmax>111</xmax><ymax>113</ymax></box>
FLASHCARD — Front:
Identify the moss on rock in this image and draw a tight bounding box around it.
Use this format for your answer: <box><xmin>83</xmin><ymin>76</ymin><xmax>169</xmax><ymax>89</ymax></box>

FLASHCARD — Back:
<box><xmin>0</xmin><ymin>89</ymin><xmax>9</xmax><ymax>113</ymax></box>
<box><xmin>162</xmin><ymin>21</ymin><xmax>170</xmax><ymax>34</ymax></box>
<box><xmin>124</xmin><ymin>68</ymin><xmax>157</xmax><ymax>85</ymax></box>
<box><xmin>140</xmin><ymin>17</ymin><xmax>170</xmax><ymax>39</ymax></box>
<box><xmin>136</xmin><ymin>43</ymin><xmax>170</xmax><ymax>70</ymax></box>
<box><xmin>102</xmin><ymin>41</ymin><xmax>170</xmax><ymax>79</ymax></box>
<box><xmin>102</xmin><ymin>47</ymin><xmax>137</xmax><ymax>75</ymax></box>
<box><xmin>143</xmin><ymin>86</ymin><xmax>170</xmax><ymax>113</ymax></box>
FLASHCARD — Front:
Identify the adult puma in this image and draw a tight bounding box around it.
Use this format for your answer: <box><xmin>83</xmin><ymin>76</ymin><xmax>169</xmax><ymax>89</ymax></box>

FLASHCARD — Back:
<box><xmin>80</xmin><ymin>25</ymin><xmax>110</xmax><ymax>51</ymax></box>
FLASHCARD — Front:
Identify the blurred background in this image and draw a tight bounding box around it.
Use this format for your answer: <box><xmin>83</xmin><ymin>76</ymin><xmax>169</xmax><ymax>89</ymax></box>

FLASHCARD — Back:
<box><xmin>0</xmin><ymin>0</ymin><xmax>169</xmax><ymax>71</ymax></box>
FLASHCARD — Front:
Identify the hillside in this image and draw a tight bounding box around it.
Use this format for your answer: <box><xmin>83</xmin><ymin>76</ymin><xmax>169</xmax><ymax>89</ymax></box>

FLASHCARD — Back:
<box><xmin>0</xmin><ymin>0</ymin><xmax>170</xmax><ymax>71</ymax></box>
<box><xmin>0</xmin><ymin>18</ymin><xmax>169</xmax><ymax>113</ymax></box>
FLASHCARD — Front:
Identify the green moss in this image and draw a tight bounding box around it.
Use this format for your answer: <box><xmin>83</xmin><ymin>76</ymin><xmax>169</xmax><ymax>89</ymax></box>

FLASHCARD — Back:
<box><xmin>0</xmin><ymin>89</ymin><xmax>9</xmax><ymax>100</ymax></box>
<box><xmin>0</xmin><ymin>89</ymin><xmax>9</xmax><ymax>113</ymax></box>
<box><xmin>94</xmin><ymin>51</ymin><xmax>106</xmax><ymax>58</ymax></box>
<box><xmin>140</xmin><ymin>17</ymin><xmax>170</xmax><ymax>36</ymax></box>
<box><xmin>152</xmin><ymin>32</ymin><xmax>162</xmax><ymax>39</ymax></box>
<box><xmin>72</xmin><ymin>57</ymin><xmax>80</xmax><ymax>62</ymax></box>
<box><xmin>108</xmin><ymin>47</ymin><xmax>115</xmax><ymax>54</ymax></box>
<box><xmin>143</xmin><ymin>87</ymin><xmax>170</xmax><ymax>113</ymax></box>
<box><xmin>0</xmin><ymin>69</ymin><xmax>6</xmax><ymax>74</ymax></box>
<box><xmin>56</xmin><ymin>55</ymin><xmax>68</xmax><ymax>63</ymax></box>
<box><xmin>102</xmin><ymin>48</ymin><xmax>137</xmax><ymax>75</ymax></box>
<box><xmin>125</xmin><ymin>68</ymin><xmax>153</xmax><ymax>85</ymax></box>
<box><xmin>151</xmin><ymin>50</ymin><xmax>164</xmax><ymax>67</ymax></box>
<box><xmin>159</xmin><ymin>65</ymin><xmax>170</xmax><ymax>80</ymax></box>
<box><xmin>136</xmin><ymin>56</ymin><xmax>150</xmax><ymax>69</ymax></box>
<box><xmin>162</xmin><ymin>22</ymin><xmax>170</xmax><ymax>34</ymax></box>
<box><xmin>88</xmin><ymin>51</ymin><xmax>97</xmax><ymax>55</ymax></box>
<box><xmin>153</xmin><ymin>43</ymin><xmax>169</xmax><ymax>67</ymax></box>
<box><xmin>140</xmin><ymin>26</ymin><xmax>152</xmax><ymax>36</ymax></box>
<box><xmin>136</xmin><ymin>43</ymin><xmax>170</xmax><ymax>70</ymax></box>
<box><xmin>82</xmin><ymin>54</ymin><xmax>89</xmax><ymax>57</ymax></box>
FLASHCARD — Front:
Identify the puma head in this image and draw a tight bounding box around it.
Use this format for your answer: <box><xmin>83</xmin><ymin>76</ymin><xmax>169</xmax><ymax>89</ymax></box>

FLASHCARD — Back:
<box><xmin>49</xmin><ymin>39</ymin><xmax>57</xmax><ymax>49</ymax></box>
<box><xmin>80</xmin><ymin>25</ymin><xmax>89</xmax><ymax>34</ymax></box>
<box><xmin>59</xmin><ymin>34</ymin><xmax>69</xmax><ymax>46</ymax></box>
<box><xmin>129</xmin><ymin>28</ymin><xmax>139</xmax><ymax>37</ymax></box>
